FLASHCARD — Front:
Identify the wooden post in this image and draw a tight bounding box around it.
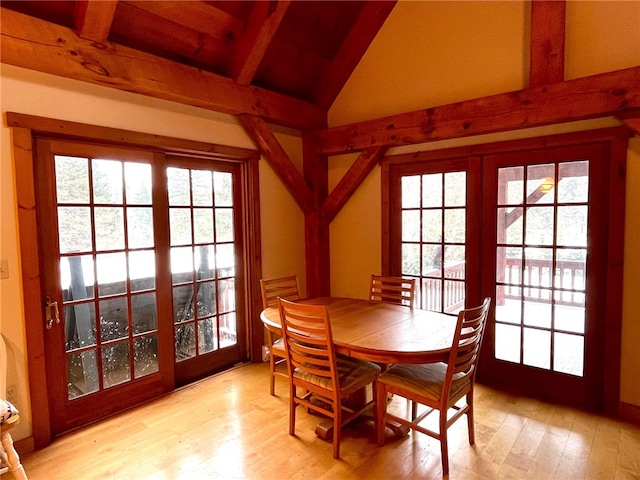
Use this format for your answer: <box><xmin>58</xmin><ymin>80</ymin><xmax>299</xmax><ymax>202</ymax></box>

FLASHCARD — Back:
<box><xmin>303</xmin><ymin>131</ymin><xmax>330</xmax><ymax>297</ymax></box>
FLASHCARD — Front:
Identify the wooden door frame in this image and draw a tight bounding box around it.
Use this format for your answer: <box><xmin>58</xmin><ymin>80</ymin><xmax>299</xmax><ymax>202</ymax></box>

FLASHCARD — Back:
<box><xmin>7</xmin><ymin>113</ymin><xmax>261</xmax><ymax>447</ymax></box>
<box><xmin>382</xmin><ymin>126</ymin><xmax>630</xmax><ymax>415</ymax></box>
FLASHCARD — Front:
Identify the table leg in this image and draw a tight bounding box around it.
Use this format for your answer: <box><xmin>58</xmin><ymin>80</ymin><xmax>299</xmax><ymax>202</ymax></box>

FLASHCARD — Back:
<box><xmin>311</xmin><ymin>385</ymin><xmax>412</xmax><ymax>441</ymax></box>
<box><xmin>314</xmin><ymin>389</ymin><xmax>412</xmax><ymax>442</ymax></box>
<box><xmin>312</xmin><ymin>385</ymin><xmax>372</xmax><ymax>440</ymax></box>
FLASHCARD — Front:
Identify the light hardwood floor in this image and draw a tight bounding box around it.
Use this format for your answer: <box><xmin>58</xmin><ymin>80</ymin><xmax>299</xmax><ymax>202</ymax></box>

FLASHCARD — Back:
<box><xmin>19</xmin><ymin>362</ymin><xmax>640</xmax><ymax>479</ymax></box>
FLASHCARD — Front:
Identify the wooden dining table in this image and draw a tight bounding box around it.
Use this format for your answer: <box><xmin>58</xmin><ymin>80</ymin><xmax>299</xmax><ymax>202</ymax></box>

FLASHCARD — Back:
<box><xmin>261</xmin><ymin>296</ymin><xmax>459</xmax><ymax>440</ymax></box>
<box><xmin>260</xmin><ymin>296</ymin><xmax>458</xmax><ymax>365</ymax></box>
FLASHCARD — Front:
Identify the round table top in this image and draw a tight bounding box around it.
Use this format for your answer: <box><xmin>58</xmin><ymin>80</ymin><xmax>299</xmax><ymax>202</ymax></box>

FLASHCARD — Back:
<box><xmin>261</xmin><ymin>297</ymin><xmax>458</xmax><ymax>364</ymax></box>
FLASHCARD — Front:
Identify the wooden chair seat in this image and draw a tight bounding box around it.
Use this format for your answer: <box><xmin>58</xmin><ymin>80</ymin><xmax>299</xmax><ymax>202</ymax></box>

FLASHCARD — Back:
<box><xmin>376</xmin><ymin>362</ymin><xmax>470</xmax><ymax>400</ymax></box>
<box><xmin>294</xmin><ymin>354</ymin><xmax>380</xmax><ymax>391</ymax></box>
<box><xmin>271</xmin><ymin>337</ymin><xmax>285</xmax><ymax>356</ymax></box>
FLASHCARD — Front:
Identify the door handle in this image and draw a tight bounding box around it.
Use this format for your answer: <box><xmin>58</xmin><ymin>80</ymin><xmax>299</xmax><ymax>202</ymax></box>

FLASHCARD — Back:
<box><xmin>45</xmin><ymin>296</ymin><xmax>60</xmax><ymax>329</ymax></box>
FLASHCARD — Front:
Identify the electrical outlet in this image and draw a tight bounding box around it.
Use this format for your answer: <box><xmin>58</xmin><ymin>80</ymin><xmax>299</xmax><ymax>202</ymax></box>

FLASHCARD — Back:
<box><xmin>6</xmin><ymin>384</ymin><xmax>17</xmax><ymax>404</ymax></box>
<box><xmin>0</xmin><ymin>260</ymin><xmax>8</xmax><ymax>279</ymax></box>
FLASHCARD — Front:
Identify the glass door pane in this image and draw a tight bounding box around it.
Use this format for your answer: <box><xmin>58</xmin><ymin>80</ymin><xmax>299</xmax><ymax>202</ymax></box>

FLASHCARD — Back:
<box><xmin>56</xmin><ymin>154</ymin><xmax>159</xmax><ymax>400</ymax></box>
<box><xmin>495</xmin><ymin>160</ymin><xmax>588</xmax><ymax>377</ymax></box>
<box><xmin>168</xmin><ymin>167</ymin><xmax>239</xmax><ymax>366</ymax></box>
<box><xmin>401</xmin><ymin>171</ymin><xmax>467</xmax><ymax>313</ymax></box>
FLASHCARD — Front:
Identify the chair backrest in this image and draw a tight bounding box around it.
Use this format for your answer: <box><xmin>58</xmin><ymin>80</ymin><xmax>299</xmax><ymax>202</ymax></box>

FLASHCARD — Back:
<box><xmin>442</xmin><ymin>297</ymin><xmax>491</xmax><ymax>400</ymax></box>
<box><xmin>277</xmin><ymin>298</ymin><xmax>337</xmax><ymax>394</ymax></box>
<box><xmin>369</xmin><ymin>275</ymin><xmax>416</xmax><ymax>307</ymax></box>
<box><xmin>260</xmin><ymin>275</ymin><xmax>300</xmax><ymax>309</ymax></box>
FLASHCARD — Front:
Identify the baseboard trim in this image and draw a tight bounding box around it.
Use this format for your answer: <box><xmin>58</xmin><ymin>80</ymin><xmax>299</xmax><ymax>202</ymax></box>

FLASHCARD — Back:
<box><xmin>13</xmin><ymin>435</ymin><xmax>35</xmax><ymax>455</ymax></box>
<box><xmin>619</xmin><ymin>402</ymin><xmax>640</xmax><ymax>425</ymax></box>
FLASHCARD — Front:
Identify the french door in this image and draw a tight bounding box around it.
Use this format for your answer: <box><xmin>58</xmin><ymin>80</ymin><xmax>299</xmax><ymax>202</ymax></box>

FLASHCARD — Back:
<box><xmin>480</xmin><ymin>143</ymin><xmax>611</xmax><ymax>408</ymax></box>
<box><xmin>386</xmin><ymin>130</ymin><xmax>626</xmax><ymax>410</ymax></box>
<box><xmin>165</xmin><ymin>157</ymin><xmax>247</xmax><ymax>386</ymax></box>
<box><xmin>36</xmin><ymin>139</ymin><xmax>247</xmax><ymax>434</ymax></box>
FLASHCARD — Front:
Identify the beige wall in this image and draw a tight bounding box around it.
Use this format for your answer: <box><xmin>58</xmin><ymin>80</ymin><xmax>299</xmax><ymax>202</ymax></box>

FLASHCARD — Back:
<box><xmin>0</xmin><ymin>0</ymin><xmax>638</xmax><ymax>442</ymax></box>
<box><xmin>329</xmin><ymin>0</ymin><xmax>640</xmax><ymax>407</ymax></box>
<box><xmin>0</xmin><ymin>65</ymin><xmax>306</xmax><ymax>440</ymax></box>
<box><xmin>331</xmin><ymin>1</ymin><xmax>528</xmax><ymax>126</ymax></box>
<box><xmin>330</xmin><ymin>0</ymin><xmax>640</xmax><ymax>125</ymax></box>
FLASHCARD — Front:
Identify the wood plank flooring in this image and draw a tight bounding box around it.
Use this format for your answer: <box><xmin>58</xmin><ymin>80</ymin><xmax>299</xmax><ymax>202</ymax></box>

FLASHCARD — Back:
<box><xmin>19</xmin><ymin>362</ymin><xmax>640</xmax><ymax>479</ymax></box>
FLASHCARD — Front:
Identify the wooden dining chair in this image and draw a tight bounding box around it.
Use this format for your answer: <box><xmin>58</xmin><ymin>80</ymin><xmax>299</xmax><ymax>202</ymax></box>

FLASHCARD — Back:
<box><xmin>260</xmin><ymin>275</ymin><xmax>301</xmax><ymax>396</ymax></box>
<box><xmin>369</xmin><ymin>275</ymin><xmax>416</xmax><ymax>307</ymax></box>
<box><xmin>374</xmin><ymin>297</ymin><xmax>491</xmax><ymax>477</ymax></box>
<box><xmin>278</xmin><ymin>298</ymin><xmax>381</xmax><ymax>459</ymax></box>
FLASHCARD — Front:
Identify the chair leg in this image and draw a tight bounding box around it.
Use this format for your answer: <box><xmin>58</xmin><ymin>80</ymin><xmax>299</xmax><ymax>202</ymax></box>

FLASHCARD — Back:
<box><xmin>439</xmin><ymin>410</ymin><xmax>449</xmax><ymax>477</ymax></box>
<box><xmin>1</xmin><ymin>430</ymin><xmax>27</xmax><ymax>480</ymax></box>
<box><xmin>467</xmin><ymin>392</ymin><xmax>475</xmax><ymax>445</ymax></box>
<box><xmin>374</xmin><ymin>381</ymin><xmax>387</xmax><ymax>445</ymax></box>
<box><xmin>333</xmin><ymin>405</ymin><xmax>341</xmax><ymax>459</ymax></box>
<box><xmin>269</xmin><ymin>352</ymin><xmax>276</xmax><ymax>396</ymax></box>
<box><xmin>289</xmin><ymin>386</ymin><xmax>297</xmax><ymax>436</ymax></box>
<box><xmin>265</xmin><ymin>329</ymin><xmax>278</xmax><ymax>396</ymax></box>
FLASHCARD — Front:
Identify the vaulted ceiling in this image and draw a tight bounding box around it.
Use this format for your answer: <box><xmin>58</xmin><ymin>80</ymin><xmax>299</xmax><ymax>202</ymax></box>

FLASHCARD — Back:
<box><xmin>3</xmin><ymin>1</ymin><xmax>638</xmax><ymax>140</ymax></box>
<box><xmin>2</xmin><ymin>1</ymin><xmax>639</xmax><ymax>298</ymax></box>
<box><xmin>1</xmin><ymin>0</ymin><xmax>396</xmax><ymax>129</ymax></box>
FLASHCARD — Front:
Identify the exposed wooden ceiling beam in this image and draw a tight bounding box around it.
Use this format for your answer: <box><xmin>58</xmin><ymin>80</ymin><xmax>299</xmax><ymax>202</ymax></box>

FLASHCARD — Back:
<box><xmin>230</xmin><ymin>1</ymin><xmax>290</xmax><ymax>85</ymax></box>
<box><xmin>74</xmin><ymin>0</ymin><xmax>118</xmax><ymax>43</ymax></box>
<box><xmin>321</xmin><ymin>147</ymin><xmax>387</xmax><ymax>224</ymax></box>
<box><xmin>312</xmin><ymin>1</ymin><xmax>396</xmax><ymax>110</ymax></box>
<box><xmin>0</xmin><ymin>8</ymin><xmax>326</xmax><ymax>130</ymax></box>
<box><xmin>129</xmin><ymin>1</ymin><xmax>243</xmax><ymax>41</ymax></box>
<box><xmin>238</xmin><ymin>115</ymin><xmax>315</xmax><ymax>214</ymax></box>
<box><xmin>617</xmin><ymin>109</ymin><xmax>640</xmax><ymax>135</ymax></box>
<box><xmin>529</xmin><ymin>0</ymin><xmax>566</xmax><ymax>87</ymax></box>
<box><xmin>314</xmin><ymin>66</ymin><xmax>640</xmax><ymax>155</ymax></box>
<box><xmin>622</xmin><ymin>118</ymin><xmax>640</xmax><ymax>135</ymax></box>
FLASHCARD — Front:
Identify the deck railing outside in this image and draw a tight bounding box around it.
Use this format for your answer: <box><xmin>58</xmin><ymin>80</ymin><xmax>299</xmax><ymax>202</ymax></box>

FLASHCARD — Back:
<box><xmin>418</xmin><ymin>258</ymin><xmax>585</xmax><ymax>312</ymax></box>
<box><xmin>419</xmin><ymin>261</ymin><xmax>465</xmax><ymax>313</ymax></box>
<box><xmin>501</xmin><ymin>258</ymin><xmax>585</xmax><ymax>307</ymax></box>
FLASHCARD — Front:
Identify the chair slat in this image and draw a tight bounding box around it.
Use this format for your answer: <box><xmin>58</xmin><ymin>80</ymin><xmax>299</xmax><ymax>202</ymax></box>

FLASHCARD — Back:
<box><xmin>370</xmin><ymin>275</ymin><xmax>416</xmax><ymax>307</ymax></box>
<box><xmin>261</xmin><ymin>275</ymin><xmax>301</xmax><ymax>308</ymax></box>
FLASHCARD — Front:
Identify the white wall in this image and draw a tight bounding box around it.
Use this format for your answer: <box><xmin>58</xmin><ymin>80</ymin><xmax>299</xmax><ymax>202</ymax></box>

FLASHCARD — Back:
<box><xmin>1</xmin><ymin>0</ymin><xmax>639</xmax><ymax>442</ymax></box>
